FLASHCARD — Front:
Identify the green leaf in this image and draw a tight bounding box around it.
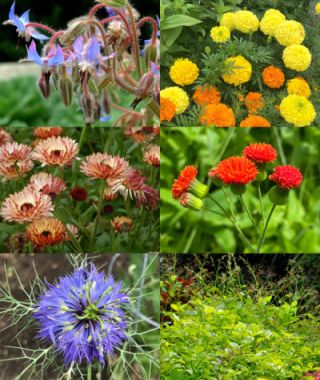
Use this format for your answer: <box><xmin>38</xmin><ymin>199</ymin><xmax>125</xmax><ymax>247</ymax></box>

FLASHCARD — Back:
<box><xmin>161</xmin><ymin>15</ymin><xmax>202</xmax><ymax>30</ymax></box>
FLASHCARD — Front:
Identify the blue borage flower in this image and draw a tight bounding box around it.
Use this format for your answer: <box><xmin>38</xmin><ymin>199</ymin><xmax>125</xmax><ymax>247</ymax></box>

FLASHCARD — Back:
<box><xmin>4</xmin><ymin>1</ymin><xmax>49</xmax><ymax>41</ymax></box>
<box><xmin>27</xmin><ymin>40</ymin><xmax>64</xmax><ymax>71</ymax></box>
<box><xmin>33</xmin><ymin>264</ymin><xmax>128</xmax><ymax>365</ymax></box>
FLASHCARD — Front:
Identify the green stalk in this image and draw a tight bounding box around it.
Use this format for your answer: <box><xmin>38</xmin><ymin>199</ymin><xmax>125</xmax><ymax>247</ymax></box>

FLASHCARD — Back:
<box><xmin>239</xmin><ymin>195</ymin><xmax>259</xmax><ymax>234</ymax></box>
<box><xmin>257</xmin><ymin>204</ymin><xmax>277</xmax><ymax>253</ymax></box>
<box><xmin>89</xmin><ymin>180</ymin><xmax>105</xmax><ymax>251</ymax></box>
<box><xmin>258</xmin><ymin>184</ymin><xmax>265</xmax><ymax>225</ymax></box>
<box><xmin>87</xmin><ymin>364</ymin><xmax>92</xmax><ymax>380</ymax></box>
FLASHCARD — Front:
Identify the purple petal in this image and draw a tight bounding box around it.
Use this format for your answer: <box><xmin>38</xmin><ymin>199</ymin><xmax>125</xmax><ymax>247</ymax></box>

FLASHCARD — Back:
<box><xmin>100</xmin><ymin>115</ymin><xmax>112</xmax><ymax>122</ymax></box>
<box><xmin>20</xmin><ymin>9</ymin><xmax>30</xmax><ymax>24</ymax></box>
<box><xmin>30</xmin><ymin>30</ymin><xmax>50</xmax><ymax>41</ymax></box>
<box><xmin>86</xmin><ymin>37</ymin><xmax>100</xmax><ymax>63</ymax></box>
<box><xmin>151</xmin><ymin>62</ymin><xmax>159</xmax><ymax>75</ymax></box>
<box><xmin>48</xmin><ymin>45</ymin><xmax>65</xmax><ymax>66</ymax></box>
<box><xmin>73</xmin><ymin>36</ymin><xmax>84</xmax><ymax>60</ymax></box>
<box><xmin>27</xmin><ymin>40</ymin><xmax>43</xmax><ymax>66</ymax></box>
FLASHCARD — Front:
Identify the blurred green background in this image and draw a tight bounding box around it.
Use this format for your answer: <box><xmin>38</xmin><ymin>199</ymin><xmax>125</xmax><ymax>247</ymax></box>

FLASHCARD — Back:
<box><xmin>0</xmin><ymin>0</ymin><xmax>159</xmax><ymax>61</ymax></box>
<box><xmin>160</xmin><ymin>127</ymin><xmax>320</xmax><ymax>254</ymax></box>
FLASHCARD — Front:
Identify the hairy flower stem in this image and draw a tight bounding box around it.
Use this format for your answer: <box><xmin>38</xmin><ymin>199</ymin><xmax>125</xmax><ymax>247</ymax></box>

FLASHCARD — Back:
<box><xmin>239</xmin><ymin>195</ymin><xmax>259</xmax><ymax>234</ymax></box>
<box><xmin>89</xmin><ymin>180</ymin><xmax>105</xmax><ymax>251</ymax></box>
<box><xmin>24</xmin><ymin>22</ymin><xmax>56</xmax><ymax>35</ymax></box>
<box><xmin>136</xmin><ymin>17</ymin><xmax>159</xmax><ymax>44</ymax></box>
<box><xmin>257</xmin><ymin>204</ymin><xmax>277</xmax><ymax>253</ymax></box>
<box><xmin>127</xmin><ymin>4</ymin><xmax>142</xmax><ymax>78</ymax></box>
<box><xmin>49</xmin><ymin>30</ymin><xmax>64</xmax><ymax>47</ymax></box>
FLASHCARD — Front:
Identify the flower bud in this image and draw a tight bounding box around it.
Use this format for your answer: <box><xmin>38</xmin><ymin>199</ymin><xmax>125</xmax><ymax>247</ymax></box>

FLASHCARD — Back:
<box><xmin>52</xmin><ymin>68</ymin><xmax>60</xmax><ymax>90</ymax></box>
<box><xmin>230</xmin><ymin>184</ymin><xmax>246</xmax><ymax>195</ymax></box>
<box><xmin>268</xmin><ymin>186</ymin><xmax>289</xmax><ymax>205</ymax></box>
<box><xmin>102</xmin><ymin>88</ymin><xmax>112</xmax><ymax>115</ymax></box>
<box><xmin>180</xmin><ymin>193</ymin><xmax>203</xmax><ymax>211</ymax></box>
<box><xmin>189</xmin><ymin>179</ymin><xmax>209</xmax><ymax>198</ymax></box>
<box><xmin>80</xmin><ymin>92</ymin><xmax>98</xmax><ymax>125</ymax></box>
<box><xmin>59</xmin><ymin>75</ymin><xmax>73</xmax><ymax>106</ymax></box>
<box><xmin>60</xmin><ymin>17</ymin><xmax>87</xmax><ymax>45</ymax></box>
<box><xmin>255</xmin><ymin>170</ymin><xmax>267</xmax><ymax>182</ymax></box>
<box><xmin>38</xmin><ymin>71</ymin><xmax>51</xmax><ymax>99</ymax></box>
<box><xmin>144</xmin><ymin>43</ymin><xmax>158</xmax><ymax>69</ymax></box>
<box><xmin>88</xmin><ymin>78</ymin><xmax>99</xmax><ymax>96</ymax></box>
<box><xmin>96</xmin><ymin>0</ymin><xmax>128</xmax><ymax>8</ymax></box>
<box><xmin>130</xmin><ymin>71</ymin><xmax>155</xmax><ymax>109</ymax></box>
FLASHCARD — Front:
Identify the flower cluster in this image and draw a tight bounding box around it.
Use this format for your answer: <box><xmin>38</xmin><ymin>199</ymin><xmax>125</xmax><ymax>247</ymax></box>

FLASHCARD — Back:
<box><xmin>172</xmin><ymin>141</ymin><xmax>302</xmax><ymax>210</ymax></box>
<box><xmin>4</xmin><ymin>1</ymin><xmax>160</xmax><ymax>127</ymax></box>
<box><xmin>0</xmin><ymin>127</ymin><xmax>159</xmax><ymax>252</ymax></box>
<box><xmin>34</xmin><ymin>264</ymin><xmax>128</xmax><ymax>364</ymax></box>
<box><xmin>161</xmin><ymin>6</ymin><xmax>317</xmax><ymax>127</ymax></box>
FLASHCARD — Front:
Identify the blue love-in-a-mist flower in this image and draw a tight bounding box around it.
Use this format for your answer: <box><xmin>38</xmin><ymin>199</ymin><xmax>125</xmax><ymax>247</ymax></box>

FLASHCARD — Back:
<box><xmin>5</xmin><ymin>1</ymin><xmax>49</xmax><ymax>41</ymax></box>
<box><xmin>33</xmin><ymin>264</ymin><xmax>128</xmax><ymax>365</ymax></box>
<box><xmin>27</xmin><ymin>40</ymin><xmax>64</xmax><ymax>70</ymax></box>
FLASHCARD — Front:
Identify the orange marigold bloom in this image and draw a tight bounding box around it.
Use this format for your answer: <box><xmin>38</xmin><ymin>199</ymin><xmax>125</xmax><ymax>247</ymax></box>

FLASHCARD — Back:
<box><xmin>262</xmin><ymin>66</ymin><xmax>285</xmax><ymax>89</ymax></box>
<box><xmin>199</xmin><ymin>103</ymin><xmax>236</xmax><ymax>127</ymax></box>
<box><xmin>243</xmin><ymin>143</ymin><xmax>277</xmax><ymax>164</ymax></box>
<box><xmin>26</xmin><ymin>217</ymin><xmax>66</xmax><ymax>247</ymax></box>
<box><xmin>143</xmin><ymin>144</ymin><xmax>160</xmax><ymax>167</ymax></box>
<box><xmin>32</xmin><ymin>136</ymin><xmax>79</xmax><ymax>166</ymax></box>
<box><xmin>28</xmin><ymin>172</ymin><xmax>66</xmax><ymax>197</ymax></box>
<box><xmin>172</xmin><ymin>166</ymin><xmax>198</xmax><ymax>199</ymax></box>
<box><xmin>80</xmin><ymin>153</ymin><xmax>130</xmax><ymax>180</ymax></box>
<box><xmin>244</xmin><ymin>92</ymin><xmax>264</xmax><ymax>114</ymax></box>
<box><xmin>33</xmin><ymin>127</ymin><xmax>64</xmax><ymax>139</ymax></box>
<box><xmin>214</xmin><ymin>156</ymin><xmax>258</xmax><ymax>185</ymax></box>
<box><xmin>240</xmin><ymin>116</ymin><xmax>271</xmax><ymax>127</ymax></box>
<box><xmin>111</xmin><ymin>216</ymin><xmax>133</xmax><ymax>233</ymax></box>
<box><xmin>160</xmin><ymin>96</ymin><xmax>176</xmax><ymax>122</ymax></box>
<box><xmin>1</xmin><ymin>189</ymin><xmax>53</xmax><ymax>223</ymax></box>
<box><xmin>193</xmin><ymin>85</ymin><xmax>221</xmax><ymax>106</ymax></box>
<box><xmin>0</xmin><ymin>129</ymin><xmax>13</xmax><ymax>146</ymax></box>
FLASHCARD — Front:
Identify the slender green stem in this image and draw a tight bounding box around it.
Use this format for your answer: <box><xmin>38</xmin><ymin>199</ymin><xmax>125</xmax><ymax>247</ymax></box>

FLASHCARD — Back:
<box><xmin>208</xmin><ymin>194</ymin><xmax>229</xmax><ymax>216</ymax></box>
<box><xmin>79</xmin><ymin>124</ymin><xmax>89</xmax><ymax>153</ymax></box>
<box><xmin>89</xmin><ymin>180</ymin><xmax>105</xmax><ymax>251</ymax></box>
<box><xmin>239</xmin><ymin>195</ymin><xmax>259</xmax><ymax>234</ymax></box>
<box><xmin>272</xmin><ymin>128</ymin><xmax>286</xmax><ymax>165</ymax></box>
<box><xmin>258</xmin><ymin>184</ymin><xmax>265</xmax><ymax>225</ymax></box>
<box><xmin>202</xmin><ymin>207</ymin><xmax>225</xmax><ymax>218</ymax></box>
<box><xmin>257</xmin><ymin>204</ymin><xmax>277</xmax><ymax>253</ymax></box>
<box><xmin>87</xmin><ymin>364</ymin><xmax>92</xmax><ymax>380</ymax></box>
<box><xmin>215</xmin><ymin>128</ymin><xmax>236</xmax><ymax>164</ymax></box>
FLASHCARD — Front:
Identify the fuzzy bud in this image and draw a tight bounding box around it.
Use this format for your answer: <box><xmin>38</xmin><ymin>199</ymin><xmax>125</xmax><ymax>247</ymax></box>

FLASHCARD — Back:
<box><xmin>59</xmin><ymin>75</ymin><xmax>73</xmax><ymax>106</ymax></box>
<box><xmin>102</xmin><ymin>88</ymin><xmax>112</xmax><ymax>115</ymax></box>
<box><xmin>80</xmin><ymin>92</ymin><xmax>98</xmax><ymax>125</ymax></box>
<box><xmin>144</xmin><ymin>43</ymin><xmax>158</xmax><ymax>69</ymax></box>
<box><xmin>230</xmin><ymin>184</ymin><xmax>246</xmax><ymax>195</ymax></box>
<box><xmin>180</xmin><ymin>193</ymin><xmax>203</xmax><ymax>211</ymax></box>
<box><xmin>189</xmin><ymin>179</ymin><xmax>209</xmax><ymax>199</ymax></box>
<box><xmin>60</xmin><ymin>17</ymin><xmax>87</xmax><ymax>45</ymax></box>
<box><xmin>88</xmin><ymin>78</ymin><xmax>99</xmax><ymax>96</ymax></box>
<box><xmin>130</xmin><ymin>71</ymin><xmax>155</xmax><ymax>109</ymax></box>
<box><xmin>38</xmin><ymin>71</ymin><xmax>51</xmax><ymax>99</ymax></box>
<box><xmin>96</xmin><ymin>0</ymin><xmax>128</xmax><ymax>8</ymax></box>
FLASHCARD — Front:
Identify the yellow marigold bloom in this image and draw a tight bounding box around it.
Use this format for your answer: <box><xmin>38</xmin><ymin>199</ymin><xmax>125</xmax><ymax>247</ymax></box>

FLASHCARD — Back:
<box><xmin>280</xmin><ymin>95</ymin><xmax>316</xmax><ymax>127</ymax></box>
<box><xmin>160</xmin><ymin>96</ymin><xmax>176</xmax><ymax>122</ymax></box>
<box><xmin>193</xmin><ymin>85</ymin><xmax>221</xmax><ymax>106</ymax></box>
<box><xmin>160</xmin><ymin>87</ymin><xmax>189</xmax><ymax>114</ymax></box>
<box><xmin>316</xmin><ymin>3</ymin><xmax>320</xmax><ymax>14</ymax></box>
<box><xmin>283</xmin><ymin>45</ymin><xmax>312</xmax><ymax>72</ymax></box>
<box><xmin>210</xmin><ymin>26</ymin><xmax>230</xmax><ymax>43</ymax></box>
<box><xmin>287</xmin><ymin>77</ymin><xmax>311</xmax><ymax>98</ymax></box>
<box><xmin>240</xmin><ymin>116</ymin><xmax>271</xmax><ymax>127</ymax></box>
<box><xmin>222</xmin><ymin>55</ymin><xmax>252</xmax><ymax>86</ymax></box>
<box><xmin>274</xmin><ymin>20</ymin><xmax>305</xmax><ymax>46</ymax></box>
<box><xmin>199</xmin><ymin>103</ymin><xmax>235</xmax><ymax>127</ymax></box>
<box><xmin>220</xmin><ymin>12</ymin><xmax>234</xmax><ymax>30</ymax></box>
<box><xmin>169</xmin><ymin>58</ymin><xmax>199</xmax><ymax>86</ymax></box>
<box><xmin>233</xmin><ymin>10</ymin><xmax>259</xmax><ymax>34</ymax></box>
<box><xmin>260</xmin><ymin>9</ymin><xmax>286</xmax><ymax>37</ymax></box>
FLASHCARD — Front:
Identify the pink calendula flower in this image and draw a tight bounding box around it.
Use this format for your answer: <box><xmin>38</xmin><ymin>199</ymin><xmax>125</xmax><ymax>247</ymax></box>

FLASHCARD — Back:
<box><xmin>80</xmin><ymin>153</ymin><xmax>130</xmax><ymax>180</ymax></box>
<box><xmin>28</xmin><ymin>172</ymin><xmax>66</xmax><ymax>198</ymax></box>
<box><xmin>143</xmin><ymin>144</ymin><xmax>160</xmax><ymax>167</ymax></box>
<box><xmin>32</xmin><ymin>136</ymin><xmax>79</xmax><ymax>166</ymax></box>
<box><xmin>0</xmin><ymin>142</ymin><xmax>34</xmax><ymax>179</ymax></box>
<box><xmin>0</xmin><ymin>129</ymin><xmax>13</xmax><ymax>146</ymax></box>
<box><xmin>1</xmin><ymin>188</ymin><xmax>53</xmax><ymax>223</ymax></box>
